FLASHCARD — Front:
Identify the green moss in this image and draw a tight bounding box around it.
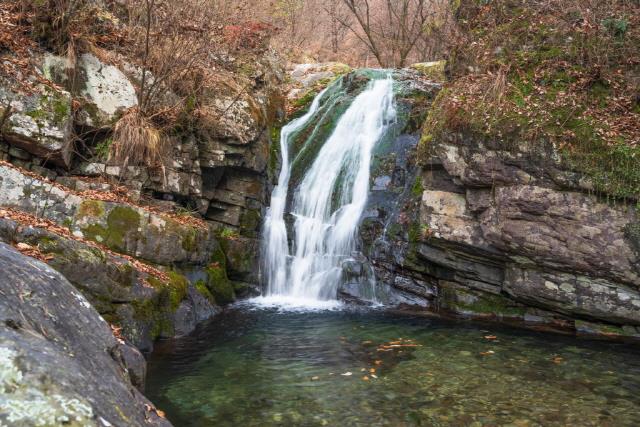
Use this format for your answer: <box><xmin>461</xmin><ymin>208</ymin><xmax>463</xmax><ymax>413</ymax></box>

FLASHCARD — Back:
<box><xmin>269</xmin><ymin>125</ymin><xmax>282</xmax><ymax>176</ymax></box>
<box><xmin>132</xmin><ymin>270</ymin><xmax>190</xmax><ymax>339</ymax></box>
<box><xmin>79</xmin><ymin>205</ymin><xmax>142</xmax><ymax>251</ymax></box>
<box><xmin>210</xmin><ymin>242</ymin><xmax>228</xmax><ymax>269</ymax></box>
<box><xmin>181</xmin><ymin>226</ymin><xmax>198</xmax><ymax>252</ymax></box>
<box><xmin>50</xmin><ymin>93</ymin><xmax>70</xmax><ymax>124</ymax></box>
<box><xmin>195</xmin><ymin>279</ymin><xmax>215</xmax><ymax>304</ymax></box>
<box><xmin>411</xmin><ymin>175</ymin><xmax>424</xmax><ymax>198</ymax></box>
<box><xmin>205</xmin><ymin>264</ymin><xmax>235</xmax><ymax>305</ymax></box>
<box><xmin>218</xmin><ymin>227</ymin><xmax>240</xmax><ymax>240</ymax></box>
<box><xmin>292</xmin><ymin>90</ymin><xmax>318</xmax><ymax>111</ymax></box>
<box><xmin>442</xmin><ymin>286</ymin><xmax>526</xmax><ymax>317</ymax></box>
<box><xmin>106</xmin><ymin>206</ymin><xmax>141</xmax><ymax>251</ymax></box>
<box><xmin>165</xmin><ymin>271</ymin><xmax>189</xmax><ymax>311</ymax></box>
<box><xmin>410</xmin><ymin>61</ymin><xmax>447</xmax><ymax>82</ymax></box>
<box><xmin>239</xmin><ymin>209</ymin><xmax>261</xmax><ymax>237</ymax></box>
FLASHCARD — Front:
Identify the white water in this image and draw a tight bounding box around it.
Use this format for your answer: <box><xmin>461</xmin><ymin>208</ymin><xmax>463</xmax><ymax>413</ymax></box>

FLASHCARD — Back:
<box><xmin>256</xmin><ymin>76</ymin><xmax>396</xmax><ymax>310</ymax></box>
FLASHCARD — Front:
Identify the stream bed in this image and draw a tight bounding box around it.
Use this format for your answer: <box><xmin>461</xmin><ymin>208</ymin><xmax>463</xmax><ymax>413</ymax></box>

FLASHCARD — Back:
<box><xmin>146</xmin><ymin>306</ymin><xmax>640</xmax><ymax>426</ymax></box>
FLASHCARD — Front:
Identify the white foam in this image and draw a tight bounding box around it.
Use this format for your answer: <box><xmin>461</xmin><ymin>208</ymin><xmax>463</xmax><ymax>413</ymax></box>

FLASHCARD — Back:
<box><xmin>243</xmin><ymin>295</ymin><xmax>344</xmax><ymax>312</ymax></box>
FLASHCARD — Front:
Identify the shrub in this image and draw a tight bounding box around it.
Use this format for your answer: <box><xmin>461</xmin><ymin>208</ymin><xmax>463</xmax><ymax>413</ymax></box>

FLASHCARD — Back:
<box><xmin>109</xmin><ymin>107</ymin><xmax>167</xmax><ymax>169</ymax></box>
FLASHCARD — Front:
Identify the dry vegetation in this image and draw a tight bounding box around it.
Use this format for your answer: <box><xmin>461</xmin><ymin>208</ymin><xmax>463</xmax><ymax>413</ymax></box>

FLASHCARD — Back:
<box><xmin>422</xmin><ymin>0</ymin><xmax>640</xmax><ymax>200</ymax></box>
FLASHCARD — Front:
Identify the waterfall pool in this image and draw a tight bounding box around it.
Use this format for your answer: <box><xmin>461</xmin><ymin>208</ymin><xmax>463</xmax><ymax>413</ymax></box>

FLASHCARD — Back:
<box><xmin>146</xmin><ymin>305</ymin><xmax>640</xmax><ymax>426</ymax></box>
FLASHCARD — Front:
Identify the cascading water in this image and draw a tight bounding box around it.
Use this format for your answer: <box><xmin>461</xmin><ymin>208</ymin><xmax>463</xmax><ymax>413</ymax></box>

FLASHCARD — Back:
<box><xmin>259</xmin><ymin>74</ymin><xmax>397</xmax><ymax>308</ymax></box>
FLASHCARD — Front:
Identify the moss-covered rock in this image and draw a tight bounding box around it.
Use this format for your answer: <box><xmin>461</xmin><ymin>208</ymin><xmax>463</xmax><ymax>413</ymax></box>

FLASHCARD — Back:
<box><xmin>205</xmin><ymin>264</ymin><xmax>235</xmax><ymax>305</ymax></box>
<box><xmin>409</xmin><ymin>61</ymin><xmax>446</xmax><ymax>82</ymax></box>
<box><xmin>440</xmin><ymin>283</ymin><xmax>526</xmax><ymax>318</ymax></box>
<box><xmin>0</xmin><ymin>79</ymin><xmax>73</xmax><ymax>166</ymax></box>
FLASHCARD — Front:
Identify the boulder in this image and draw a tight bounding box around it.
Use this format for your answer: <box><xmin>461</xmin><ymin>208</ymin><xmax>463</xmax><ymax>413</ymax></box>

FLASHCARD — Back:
<box><xmin>0</xmin><ymin>78</ymin><xmax>72</xmax><ymax>166</ymax></box>
<box><xmin>42</xmin><ymin>53</ymin><xmax>138</xmax><ymax>129</ymax></box>
<box><xmin>0</xmin><ymin>243</ymin><xmax>171</xmax><ymax>427</ymax></box>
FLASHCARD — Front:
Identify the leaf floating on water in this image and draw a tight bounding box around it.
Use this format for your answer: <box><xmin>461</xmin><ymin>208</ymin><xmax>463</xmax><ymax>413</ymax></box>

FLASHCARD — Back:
<box><xmin>362</xmin><ymin>340</ymin><xmax>373</xmax><ymax>345</ymax></box>
<box><xmin>371</xmin><ymin>374</ymin><xmax>378</xmax><ymax>379</ymax></box>
<box><xmin>552</xmin><ymin>356</ymin><xmax>564</xmax><ymax>364</ymax></box>
<box><xmin>311</xmin><ymin>376</ymin><xmax>320</xmax><ymax>381</ymax></box>
<box><xmin>362</xmin><ymin>376</ymin><xmax>370</xmax><ymax>381</ymax></box>
<box><xmin>369</xmin><ymin>368</ymin><xmax>376</xmax><ymax>373</ymax></box>
<box><xmin>341</xmin><ymin>372</ymin><xmax>353</xmax><ymax>376</ymax></box>
<box><xmin>484</xmin><ymin>335</ymin><xmax>498</xmax><ymax>340</ymax></box>
<box><xmin>360</xmin><ymin>368</ymin><xmax>366</xmax><ymax>372</ymax></box>
<box><xmin>374</xmin><ymin>360</ymin><xmax>383</xmax><ymax>366</ymax></box>
<box><xmin>480</xmin><ymin>350</ymin><xmax>496</xmax><ymax>356</ymax></box>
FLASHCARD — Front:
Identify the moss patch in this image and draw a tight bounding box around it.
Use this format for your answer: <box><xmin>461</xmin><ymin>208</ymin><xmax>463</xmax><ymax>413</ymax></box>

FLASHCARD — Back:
<box><xmin>441</xmin><ymin>285</ymin><xmax>526</xmax><ymax>317</ymax></box>
<box><xmin>81</xmin><ymin>205</ymin><xmax>142</xmax><ymax>252</ymax></box>
<box><xmin>205</xmin><ymin>264</ymin><xmax>235</xmax><ymax>305</ymax></box>
<box><xmin>195</xmin><ymin>279</ymin><xmax>215</xmax><ymax>304</ymax></box>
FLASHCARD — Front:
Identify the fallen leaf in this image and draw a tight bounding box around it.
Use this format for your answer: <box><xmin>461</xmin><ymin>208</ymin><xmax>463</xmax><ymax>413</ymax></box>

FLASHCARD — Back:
<box><xmin>369</xmin><ymin>368</ymin><xmax>376</xmax><ymax>373</ymax></box>
<box><xmin>484</xmin><ymin>335</ymin><xmax>498</xmax><ymax>340</ymax></box>
<box><xmin>341</xmin><ymin>372</ymin><xmax>352</xmax><ymax>376</ymax></box>
<box><xmin>362</xmin><ymin>376</ymin><xmax>369</xmax><ymax>381</ymax></box>
<box><xmin>311</xmin><ymin>376</ymin><xmax>319</xmax><ymax>381</ymax></box>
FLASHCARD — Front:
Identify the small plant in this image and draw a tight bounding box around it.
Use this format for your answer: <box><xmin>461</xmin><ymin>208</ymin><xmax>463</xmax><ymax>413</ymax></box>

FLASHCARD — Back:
<box><xmin>94</xmin><ymin>138</ymin><xmax>112</xmax><ymax>160</ymax></box>
<box><xmin>219</xmin><ymin>227</ymin><xmax>240</xmax><ymax>240</ymax></box>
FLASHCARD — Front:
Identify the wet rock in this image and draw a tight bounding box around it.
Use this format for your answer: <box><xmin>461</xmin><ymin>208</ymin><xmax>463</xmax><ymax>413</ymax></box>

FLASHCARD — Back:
<box><xmin>173</xmin><ymin>286</ymin><xmax>220</xmax><ymax>337</ymax></box>
<box><xmin>0</xmin><ymin>243</ymin><xmax>172</xmax><ymax>427</ymax></box>
<box><xmin>118</xmin><ymin>343</ymin><xmax>147</xmax><ymax>391</ymax></box>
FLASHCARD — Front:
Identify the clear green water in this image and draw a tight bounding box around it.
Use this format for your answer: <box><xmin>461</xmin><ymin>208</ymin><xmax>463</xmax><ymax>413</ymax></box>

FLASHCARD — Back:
<box><xmin>146</xmin><ymin>306</ymin><xmax>640</xmax><ymax>427</ymax></box>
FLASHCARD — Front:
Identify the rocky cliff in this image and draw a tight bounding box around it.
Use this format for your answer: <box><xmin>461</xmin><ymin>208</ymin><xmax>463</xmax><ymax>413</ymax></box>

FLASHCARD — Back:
<box><xmin>0</xmin><ymin>1</ymin><xmax>287</xmax><ymax>421</ymax></box>
<box><xmin>353</xmin><ymin>0</ymin><xmax>640</xmax><ymax>340</ymax></box>
<box><xmin>0</xmin><ymin>1</ymin><xmax>285</xmax><ymax>352</ymax></box>
<box><xmin>363</xmin><ymin>127</ymin><xmax>640</xmax><ymax>339</ymax></box>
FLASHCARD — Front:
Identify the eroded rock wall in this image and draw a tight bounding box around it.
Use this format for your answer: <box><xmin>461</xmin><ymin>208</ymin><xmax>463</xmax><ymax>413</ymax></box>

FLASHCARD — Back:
<box><xmin>365</xmin><ymin>127</ymin><xmax>640</xmax><ymax>339</ymax></box>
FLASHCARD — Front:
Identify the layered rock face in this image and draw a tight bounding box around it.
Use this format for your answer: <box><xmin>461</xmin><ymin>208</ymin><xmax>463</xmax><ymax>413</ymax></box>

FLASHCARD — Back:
<box><xmin>0</xmin><ymin>243</ymin><xmax>171</xmax><ymax>427</ymax></box>
<box><xmin>0</xmin><ymin>41</ymin><xmax>284</xmax><ymax>348</ymax></box>
<box><xmin>364</xmin><ymin>126</ymin><xmax>640</xmax><ymax>339</ymax></box>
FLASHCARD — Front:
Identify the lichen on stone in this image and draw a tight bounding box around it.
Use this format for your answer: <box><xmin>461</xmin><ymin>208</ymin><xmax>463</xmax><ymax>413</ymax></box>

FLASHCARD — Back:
<box><xmin>0</xmin><ymin>346</ymin><xmax>95</xmax><ymax>427</ymax></box>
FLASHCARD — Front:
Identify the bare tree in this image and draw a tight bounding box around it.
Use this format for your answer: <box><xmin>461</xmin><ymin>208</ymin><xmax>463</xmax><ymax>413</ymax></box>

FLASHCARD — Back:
<box><xmin>323</xmin><ymin>0</ymin><xmax>351</xmax><ymax>54</ymax></box>
<box><xmin>339</xmin><ymin>0</ymin><xmax>449</xmax><ymax>67</ymax></box>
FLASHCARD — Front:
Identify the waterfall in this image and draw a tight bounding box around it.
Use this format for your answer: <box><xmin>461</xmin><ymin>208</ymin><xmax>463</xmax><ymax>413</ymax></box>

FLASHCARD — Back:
<box><xmin>259</xmin><ymin>75</ymin><xmax>397</xmax><ymax>308</ymax></box>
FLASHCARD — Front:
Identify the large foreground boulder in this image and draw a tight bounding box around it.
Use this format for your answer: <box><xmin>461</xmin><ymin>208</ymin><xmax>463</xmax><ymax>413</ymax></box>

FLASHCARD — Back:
<box><xmin>0</xmin><ymin>243</ymin><xmax>171</xmax><ymax>427</ymax></box>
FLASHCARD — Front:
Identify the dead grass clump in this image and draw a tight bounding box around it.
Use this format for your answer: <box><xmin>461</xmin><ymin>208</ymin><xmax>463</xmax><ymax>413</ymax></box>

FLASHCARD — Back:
<box><xmin>110</xmin><ymin>107</ymin><xmax>167</xmax><ymax>169</ymax></box>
